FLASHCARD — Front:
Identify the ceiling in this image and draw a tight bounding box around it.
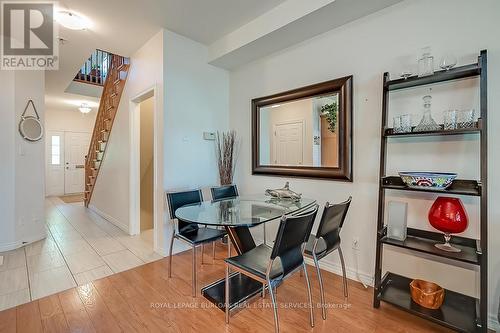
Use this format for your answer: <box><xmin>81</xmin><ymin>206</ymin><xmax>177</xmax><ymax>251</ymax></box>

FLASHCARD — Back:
<box><xmin>46</xmin><ymin>0</ymin><xmax>286</xmax><ymax>113</ymax></box>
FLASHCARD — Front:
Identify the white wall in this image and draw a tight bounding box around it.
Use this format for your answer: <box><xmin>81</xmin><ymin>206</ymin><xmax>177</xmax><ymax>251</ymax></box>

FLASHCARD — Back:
<box><xmin>162</xmin><ymin>30</ymin><xmax>230</xmax><ymax>253</ymax></box>
<box><xmin>0</xmin><ymin>70</ymin><xmax>46</xmax><ymax>251</ymax></box>
<box><xmin>45</xmin><ymin>109</ymin><xmax>96</xmax><ymax>133</ymax></box>
<box><xmin>228</xmin><ymin>0</ymin><xmax>499</xmax><ymax>328</ymax></box>
<box><xmin>163</xmin><ymin>30</ymin><xmax>230</xmax><ymax>190</ymax></box>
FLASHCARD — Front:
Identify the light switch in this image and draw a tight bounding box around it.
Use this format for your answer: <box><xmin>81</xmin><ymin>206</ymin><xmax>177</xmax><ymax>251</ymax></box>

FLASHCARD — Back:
<box><xmin>203</xmin><ymin>132</ymin><xmax>216</xmax><ymax>140</ymax></box>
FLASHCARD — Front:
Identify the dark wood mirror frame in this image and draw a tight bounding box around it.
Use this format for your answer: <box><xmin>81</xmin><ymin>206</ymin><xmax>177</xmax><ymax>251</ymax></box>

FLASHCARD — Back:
<box><xmin>252</xmin><ymin>76</ymin><xmax>353</xmax><ymax>181</ymax></box>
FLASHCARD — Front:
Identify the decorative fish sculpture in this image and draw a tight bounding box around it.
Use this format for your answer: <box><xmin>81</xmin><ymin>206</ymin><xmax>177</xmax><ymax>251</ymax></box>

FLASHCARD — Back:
<box><xmin>265</xmin><ymin>182</ymin><xmax>302</xmax><ymax>201</ymax></box>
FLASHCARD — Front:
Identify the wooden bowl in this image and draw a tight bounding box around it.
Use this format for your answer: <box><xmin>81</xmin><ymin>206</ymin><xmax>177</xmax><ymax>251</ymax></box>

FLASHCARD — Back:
<box><xmin>410</xmin><ymin>279</ymin><xmax>445</xmax><ymax>310</ymax></box>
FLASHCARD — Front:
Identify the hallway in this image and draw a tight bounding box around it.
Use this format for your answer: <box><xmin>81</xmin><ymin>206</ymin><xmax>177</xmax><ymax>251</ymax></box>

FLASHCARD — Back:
<box><xmin>0</xmin><ymin>197</ymin><xmax>162</xmax><ymax>311</ymax></box>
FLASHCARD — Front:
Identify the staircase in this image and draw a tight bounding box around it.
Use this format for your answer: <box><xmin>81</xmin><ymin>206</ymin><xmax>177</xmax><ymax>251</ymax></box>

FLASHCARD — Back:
<box><xmin>84</xmin><ymin>54</ymin><xmax>130</xmax><ymax>207</ymax></box>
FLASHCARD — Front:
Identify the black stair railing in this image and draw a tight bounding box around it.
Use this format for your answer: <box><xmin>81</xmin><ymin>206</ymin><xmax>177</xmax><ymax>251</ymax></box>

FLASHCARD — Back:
<box><xmin>74</xmin><ymin>49</ymin><xmax>112</xmax><ymax>86</ymax></box>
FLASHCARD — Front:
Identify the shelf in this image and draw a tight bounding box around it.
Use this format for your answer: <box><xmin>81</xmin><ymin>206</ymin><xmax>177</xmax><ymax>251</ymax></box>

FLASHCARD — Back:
<box><xmin>384</xmin><ymin>122</ymin><xmax>481</xmax><ymax>137</ymax></box>
<box><xmin>385</xmin><ymin>63</ymin><xmax>481</xmax><ymax>91</ymax></box>
<box><xmin>381</xmin><ymin>176</ymin><xmax>481</xmax><ymax>196</ymax></box>
<box><xmin>378</xmin><ymin>272</ymin><xmax>480</xmax><ymax>333</ymax></box>
<box><xmin>380</xmin><ymin>227</ymin><xmax>480</xmax><ymax>265</ymax></box>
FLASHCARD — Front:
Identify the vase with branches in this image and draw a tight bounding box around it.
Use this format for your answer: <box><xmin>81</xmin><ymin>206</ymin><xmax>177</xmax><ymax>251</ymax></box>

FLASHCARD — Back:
<box><xmin>216</xmin><ymin>131</ymin><xmax>237</xmax><ymax>185</ymax></box>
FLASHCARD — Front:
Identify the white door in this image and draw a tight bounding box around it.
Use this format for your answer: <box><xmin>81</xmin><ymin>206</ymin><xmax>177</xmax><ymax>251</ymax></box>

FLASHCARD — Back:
<box><xmin>64</xmin><ymin>132</ymin><xmax>91</xmax><ymax>194</ymax></box>
<box><xmin>273</xmin><ymin>121</ymin><xmax>304</xmax><ymax>165</ymax></box>
<box><xmin>46</xmin><ymin>131</ymin><xmax>65</xmax><ymax>196</ymax></box>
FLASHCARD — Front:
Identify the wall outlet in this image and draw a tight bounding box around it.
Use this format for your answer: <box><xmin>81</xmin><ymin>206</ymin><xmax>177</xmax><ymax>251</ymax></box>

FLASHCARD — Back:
<box><xmin>352</xmin><ymin>237</ymin><xmax>360</xmax><ymax>250</ymax></box>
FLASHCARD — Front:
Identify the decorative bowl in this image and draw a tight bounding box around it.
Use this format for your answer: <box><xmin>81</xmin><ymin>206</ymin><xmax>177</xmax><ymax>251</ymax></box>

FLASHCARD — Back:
<box><xmin>399</xmin><ymin>172</ymin><xmax>457</xmax><ymax>190</ymax></box>
<box><xmin>410</xmin><ymin>279</ymin><xmax>445</xmax><ymax>310</ymax></box>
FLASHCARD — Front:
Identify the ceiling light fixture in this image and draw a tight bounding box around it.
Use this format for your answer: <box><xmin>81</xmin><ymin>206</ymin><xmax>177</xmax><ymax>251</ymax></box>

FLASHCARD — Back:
<box><xmin>55</xmin><ymin>11</ymin><xmax>89</xmax><ymax>30</ymax></box>
<box><xmin>78</xmin><ymin>103</ymin><xmax>92</xmax><ymax>114</ymax></box>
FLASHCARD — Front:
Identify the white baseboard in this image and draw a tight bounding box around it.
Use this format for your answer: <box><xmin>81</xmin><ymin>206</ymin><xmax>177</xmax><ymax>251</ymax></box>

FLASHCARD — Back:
<box><xmin>303</xmin><ymin>256</ymin><xmax>374</xmax><ymax>287</ymax></box>
<box><xmin>88</xmin><ymin>204</ymin><xmax>130</xmax><ymax>234</ymax></box>
<box><xmin>0</xmin><ymin>232</ymin><xmax>47</xmax><ymax>252</ymax></box>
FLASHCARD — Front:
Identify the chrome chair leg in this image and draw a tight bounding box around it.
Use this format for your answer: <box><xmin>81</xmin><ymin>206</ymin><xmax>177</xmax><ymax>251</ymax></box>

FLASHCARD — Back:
<box><xmin>225</xmin><ymin>264</ymin><xmax>230</xmax><ymax>324</ymax></box>
<box><xmin>313</xmin><ymin>254</ymin><xmax>326</xmax><ymax>320</ymax></box>
<box><xmin>168</xmin><ymin>235</ymin><xmax>175</xmax><ymax>278</ymax></box>
<box><xmin>267</xmin><ymin>279</ymin><xmax>279</xmax><ymax>333</ymax></box>
<box><xmin>201</xmin><ymin>243</ymin><xmax>205</xmax><ymax>264</ymax></box>
<box><xmin>302</xmin><ymin>262</ymin><xmax>315</xmax><ymax>328</ymax></box>
<box><xmin>212</xmin><ymin>241</ymin><xmax>216</xmax><ymax>260</ymax></box>
<box><xmin>263</xmin><ymin>223</ymin><xmax>267</xmax><ymax>245</ymax></box>
<box><xmin>192</xmin><ymin>245</ymin><xmax>197</xmax><ymax>297</ymax></box>
<box><xmin>262</xmin><ymin>284</ymin><xmax>266</xmax><ymax>298</ymax></box>
<box><xmin>338</xmin><ymin>247</ymin><xmax>348</xmax><ymax>298</ymax></box>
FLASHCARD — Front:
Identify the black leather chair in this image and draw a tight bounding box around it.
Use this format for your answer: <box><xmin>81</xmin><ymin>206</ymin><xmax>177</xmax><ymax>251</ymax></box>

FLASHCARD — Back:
<box><xmin>166</xmin><ymin>189</ymin><xmax>227</xmax><ymax>297</ymax></box>
<box><xmin>304</xmin><ymin>197</ymin><xmax>352</xmax><ymax>320</ymax></box>
<box><xmin>224</xmin><ymin>206</ymin><xmax>319</xmax><ymax>333</ymax></box>
<box><xmin>211</xmin><ymin>184</ymin><xmax>270</xmax><ymax>246</ymax></box>
<box><xmin>210</xmin><ymin>184</ymin><xmax>238</xmax><ymax>201</ymax></box>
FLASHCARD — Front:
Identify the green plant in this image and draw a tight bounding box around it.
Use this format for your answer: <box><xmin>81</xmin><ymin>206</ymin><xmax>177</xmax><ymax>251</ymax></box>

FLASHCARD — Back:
<box><xmin>320</xmin><ymin>102</ymin><xmax>338</xmax><ymax>132</ymax></box>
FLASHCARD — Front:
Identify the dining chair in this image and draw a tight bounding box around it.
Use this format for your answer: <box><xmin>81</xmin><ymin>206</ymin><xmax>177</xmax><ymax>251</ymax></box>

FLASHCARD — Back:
<box><xmin>304</xmin><ymin>197</ymin><xmax>352</xmax><ymax>320</ymax></box>
<box><xmin>211</xmin><ymin>184</ymin><xmax>269</xmax><ymax>246</ymax></box>
<box><xmin>166</xmin><ymin>189</ymin><xmax>227</xmax><ymax>297</ymax></box>
<box><xmin>224</xmin><ymin>205</ymin><xmax>319</xmax><ymax>333</ymax></box>
<box><xmin>210</xmin><ymin>184</ymin><xmax>239</xmax><ymax>201</ymax></box>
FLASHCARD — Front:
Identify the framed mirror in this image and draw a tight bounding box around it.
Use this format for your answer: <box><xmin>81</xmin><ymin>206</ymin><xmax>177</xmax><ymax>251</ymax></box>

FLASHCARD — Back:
<box><xmin>252</xmin><ymin>76</ymin><xmax>352</xmax><ymax>181</ymax></box>
<box><xmin>19</xmin><ymin>100</ymin><xmax>43</xmax><ymax>142</ymax></box>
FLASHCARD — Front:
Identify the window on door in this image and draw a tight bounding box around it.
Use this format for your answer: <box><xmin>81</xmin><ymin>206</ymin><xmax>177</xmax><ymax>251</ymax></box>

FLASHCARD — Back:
<box><xmin>51</xmin><ymin>135</ymin><xmax>61</xmax><ymax>165</ymax></box>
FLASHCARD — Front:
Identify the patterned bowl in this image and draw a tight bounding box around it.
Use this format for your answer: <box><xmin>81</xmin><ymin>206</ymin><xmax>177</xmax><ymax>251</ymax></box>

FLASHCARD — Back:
<box><xmin>399</xmin><ymin>172</ymin><xmax>457</xmax><ymax>190</ymax></box>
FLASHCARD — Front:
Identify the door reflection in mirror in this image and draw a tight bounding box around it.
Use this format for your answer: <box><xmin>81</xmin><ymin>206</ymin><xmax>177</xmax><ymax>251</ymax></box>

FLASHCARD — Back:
<box><xmin>259</xmin><ymin>92</ymin><xmax>339</xmax><ymax>167</ymax></box>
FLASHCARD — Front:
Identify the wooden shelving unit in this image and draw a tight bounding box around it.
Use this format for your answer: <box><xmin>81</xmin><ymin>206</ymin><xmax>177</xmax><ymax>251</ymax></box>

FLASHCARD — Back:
<box><xmin>373</xmin><ymin>50</ymin><xmax>488</xmax><ymax>332</ymax></box>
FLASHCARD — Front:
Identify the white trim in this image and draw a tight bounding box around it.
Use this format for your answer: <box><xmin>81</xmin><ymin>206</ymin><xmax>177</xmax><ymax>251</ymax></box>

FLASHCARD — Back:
<box><xmin>303</xmin><ymin>256</ymin><xmax>374</xmax><ymax>287</ymax></box>
<box><xmin>129</xmin><ymin>85</ymin><xmax>163</xmax><ymax>254</ymax></box>
<box><xmin>89</xmin><ymin>204</ymin><xmax>129</xmax><ymax>234</ymax></box>
<box><xmin>0</xmin><ymin>232</ymin><xmax>47</xmax><ymax>252</ymax></box>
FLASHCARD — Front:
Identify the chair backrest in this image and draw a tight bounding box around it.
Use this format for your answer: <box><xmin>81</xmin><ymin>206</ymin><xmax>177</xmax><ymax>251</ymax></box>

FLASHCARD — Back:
<box><xmin>315</xmin><ymin>197</ymin><xmax>352</xmax><ymax>250</ymax></box>
<box><xmin>166</xmin><ymin>189</ymin><xmax>203</xmax><ymax>232</ymax></box>
<box><xmin>270</xmin><ymin>205</ymin><xmax>318</xmax><ymax>278</ymax></box>
<box><xmin>211</xmin><ymin>184</ymin><xmax>238</xmax><ymax>201</ymax></box>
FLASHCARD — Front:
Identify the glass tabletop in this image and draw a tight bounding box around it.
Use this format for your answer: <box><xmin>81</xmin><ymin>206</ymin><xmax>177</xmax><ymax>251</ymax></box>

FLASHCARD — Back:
<box><xmin>175</xmin><ymin>195</ymin><xmax>316</xmax><ymax>227</ymax></box>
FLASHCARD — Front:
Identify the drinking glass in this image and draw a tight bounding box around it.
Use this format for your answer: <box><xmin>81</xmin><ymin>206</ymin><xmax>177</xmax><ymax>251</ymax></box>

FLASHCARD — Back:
<box><xmin>393</xmin><ymin>116</ymin><xmax>402</xmax><ymax>133</ymax></box>
<box><xmin>457</xmin><ymin>109</ymin><xmax>475</xmax><ymax>129</ymax></box>
<box><xmin>443</xmin><ymin>110</ymin><xmax>458</xmax><ymax>130</ymax></box>
<box><xmin>440</xmin><ymin>54</ymin><xmax>457</xmax><ymax>70</ymax></box>
<box><xmin>400</xmin><ymin>114</ymin><xmax>412</xmax><ymax>133</ymax></box>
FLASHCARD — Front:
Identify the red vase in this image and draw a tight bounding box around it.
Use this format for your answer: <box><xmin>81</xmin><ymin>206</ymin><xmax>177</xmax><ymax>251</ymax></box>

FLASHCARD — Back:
<box><xmin>428</xmin><ymin>197</ymin><xmax>468</xmax><ymax>253</ymax></box>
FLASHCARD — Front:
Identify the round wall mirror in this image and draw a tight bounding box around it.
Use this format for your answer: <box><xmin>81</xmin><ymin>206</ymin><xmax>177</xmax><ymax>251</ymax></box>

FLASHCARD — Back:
<box><xmin>19</xmin><ymin>116</ymin><xmax>43</xmax><ymax>142</ymax></box>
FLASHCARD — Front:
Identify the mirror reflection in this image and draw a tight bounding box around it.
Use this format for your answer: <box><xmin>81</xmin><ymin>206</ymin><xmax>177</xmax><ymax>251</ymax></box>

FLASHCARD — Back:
<box><xmin>259</xmin><ymin>92</ymin><xmax>339</xmax><ymax>167</ymax></box>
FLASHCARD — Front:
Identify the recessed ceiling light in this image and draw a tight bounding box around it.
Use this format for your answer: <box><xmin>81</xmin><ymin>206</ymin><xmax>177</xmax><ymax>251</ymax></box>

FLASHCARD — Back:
<box><xmin>55</xmin><ymin>11</ymin><xmax>89</xmax><ymax>30</ymax></box>
<box><xmin>78</xmin><ymin>103</ymin><xmax>92</xmax><ymax>114</ymax></box>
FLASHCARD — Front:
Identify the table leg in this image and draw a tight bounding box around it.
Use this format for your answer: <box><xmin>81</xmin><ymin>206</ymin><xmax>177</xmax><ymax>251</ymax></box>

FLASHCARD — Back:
<box><xmin>201</xmin><ymin>225</ymin><xmax>262</xmax><ymax>311</ymax></box>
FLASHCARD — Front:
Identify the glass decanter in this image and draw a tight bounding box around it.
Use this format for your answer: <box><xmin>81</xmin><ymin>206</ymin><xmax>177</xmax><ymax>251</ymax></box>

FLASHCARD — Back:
<box><xmin>413</xmin><ymin>95</ymin><xmax>440</xmax><ymax>132</ymax></box>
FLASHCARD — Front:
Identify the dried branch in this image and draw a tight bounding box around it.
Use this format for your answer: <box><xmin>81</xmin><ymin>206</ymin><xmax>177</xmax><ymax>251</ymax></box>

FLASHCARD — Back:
<box><xmin>216</xmin><ymin>131</ymin><xmax>237</xmax><ymax>185</ymax></box>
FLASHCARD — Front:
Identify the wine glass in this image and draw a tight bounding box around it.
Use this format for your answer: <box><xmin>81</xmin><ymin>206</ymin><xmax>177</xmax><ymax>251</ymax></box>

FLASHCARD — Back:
<box><xmin>439</xmin><ymin>54</ymin><xmax>457</xmax><ymax>70</ymax></box>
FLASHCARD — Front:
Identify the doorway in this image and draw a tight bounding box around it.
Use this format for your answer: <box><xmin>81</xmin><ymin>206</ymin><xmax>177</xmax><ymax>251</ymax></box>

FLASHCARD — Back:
<box><xmin>129</xmin><ymin>86</ymin><xmax>163</xmax><ymax>254</ymax></box>
<box><xmin>139</xmin><ymin>97</ymin><xmax>154</xmax><ymax>235</ymax></box>
<box><xmin>46</xmin><ymin>131</ymin><xmax>91</xmax><ymax>196</ymax></box>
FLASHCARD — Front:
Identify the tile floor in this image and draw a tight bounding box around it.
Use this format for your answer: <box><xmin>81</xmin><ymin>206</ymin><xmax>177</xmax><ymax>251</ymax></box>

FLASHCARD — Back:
<box><xmin>0</xmin><ymin>197</ymin><xmax>163</xmax><ymax>311</ymax></box>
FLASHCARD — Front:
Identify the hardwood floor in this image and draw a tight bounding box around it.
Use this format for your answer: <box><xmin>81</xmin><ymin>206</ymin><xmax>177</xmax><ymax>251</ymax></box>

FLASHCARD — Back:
<box><xmin>0</xmin><ymin>243</ymin><xmax>454</xmax><ymax>333</ymax></box>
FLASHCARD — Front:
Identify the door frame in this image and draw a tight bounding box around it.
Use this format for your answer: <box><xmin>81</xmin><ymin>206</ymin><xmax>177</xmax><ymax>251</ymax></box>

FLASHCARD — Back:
<box><xmin>129</xmin><ymin>85</ymin><xmax>163</xmax><ymax>253</ymax></box>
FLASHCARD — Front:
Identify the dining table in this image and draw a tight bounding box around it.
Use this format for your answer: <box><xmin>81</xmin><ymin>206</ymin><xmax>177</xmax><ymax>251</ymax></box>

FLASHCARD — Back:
<box><xmin>175</xmin><ymin>194</ymin><xmax>317</xmax><ymax>311</ymax></box>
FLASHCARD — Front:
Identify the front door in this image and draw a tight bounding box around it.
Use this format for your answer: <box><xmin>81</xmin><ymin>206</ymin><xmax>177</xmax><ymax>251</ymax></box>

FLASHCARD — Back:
<box><xmin>64</xmin><ymin>132</ymin><xmax>91</xmax><ymax>194</ymax></box>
